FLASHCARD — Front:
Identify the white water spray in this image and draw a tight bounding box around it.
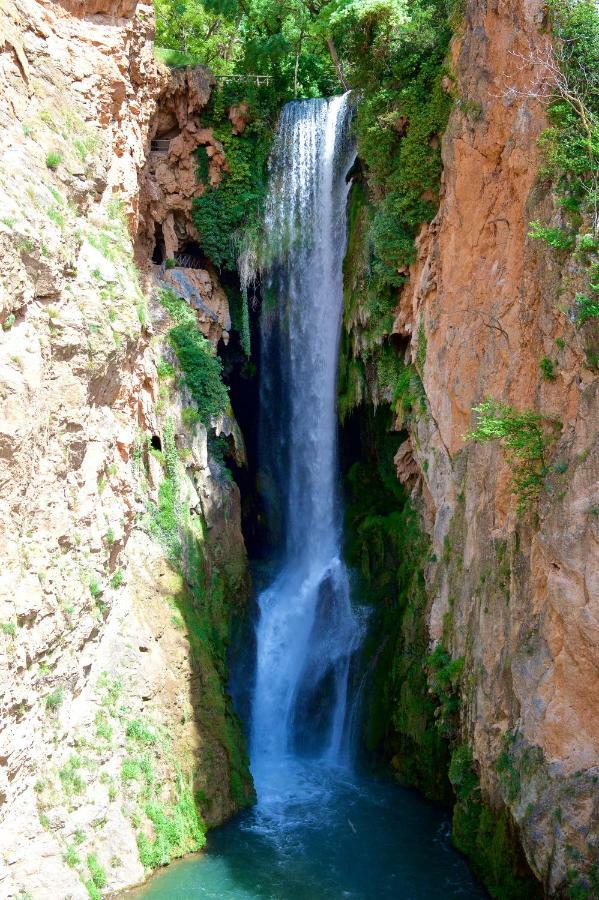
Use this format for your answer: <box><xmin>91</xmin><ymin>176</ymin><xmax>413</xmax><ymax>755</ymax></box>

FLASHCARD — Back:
<box><xmin>251</xmin><ymin>95</ymin><xmax>364</xmax><ymax>796</ymax></box>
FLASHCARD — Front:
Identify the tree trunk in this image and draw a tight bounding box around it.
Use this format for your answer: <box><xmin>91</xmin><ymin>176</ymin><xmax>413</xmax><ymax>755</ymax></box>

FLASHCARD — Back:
<box><xmin>326</xmin><ymin>36</ymin><xmax>350</xmax><ymax>91</ymax></box>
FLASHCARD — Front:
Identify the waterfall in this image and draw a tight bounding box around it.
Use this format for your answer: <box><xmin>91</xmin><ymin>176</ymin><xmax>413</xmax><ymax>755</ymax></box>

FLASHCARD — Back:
<box><xmin>251</xmin><ymin>94</ymin><xmax>364</xmax><ymax>794</ymax></box>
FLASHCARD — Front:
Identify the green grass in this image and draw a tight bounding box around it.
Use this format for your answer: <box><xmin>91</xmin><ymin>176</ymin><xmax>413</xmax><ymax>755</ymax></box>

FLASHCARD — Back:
<box><xmin>64</xmin><ymin>845</ymin><xmax>80</xmax><ymax>868</ymax></box>
<box><xmin>126</xmin><ymin>719</ymin><xmax>158</xmax><ymax>746</ymax></box>
<box><xmin>136</xmin><ymin>776</ymin><xmax>206</xmax><ymax>869</ymax></box>
<box><xmin>87</xmin><ymin>854</ymin><xmax>106</xmax><ymax>890</ymax></box>
<box><xmin>154</xmin><ymin>46</ymin><xmax>201</xmax><ymax>68</ymax></box>
<box><xmin>45</xmin><ymin>150</ymin><xmax>62</xmax><ymax>170</ymax></box>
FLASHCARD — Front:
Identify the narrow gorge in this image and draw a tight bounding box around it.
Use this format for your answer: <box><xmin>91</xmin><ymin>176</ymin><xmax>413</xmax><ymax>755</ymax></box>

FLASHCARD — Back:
<box><xmin>0</xmin><ymin>0</ymin><xmax>597</xmax><ymax>899</ymax></box>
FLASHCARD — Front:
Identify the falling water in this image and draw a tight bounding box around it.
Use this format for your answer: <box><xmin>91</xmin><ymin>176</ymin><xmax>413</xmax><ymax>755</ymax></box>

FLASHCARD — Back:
<box><xmin>134</xmin><ymin>95</ymin><xmax>487</xmax><ymax>900</ymax></box>
<box><xmin>251</xmin><ymin>94</ymin><xmax>364</xmax><ymax>791</ymax></box>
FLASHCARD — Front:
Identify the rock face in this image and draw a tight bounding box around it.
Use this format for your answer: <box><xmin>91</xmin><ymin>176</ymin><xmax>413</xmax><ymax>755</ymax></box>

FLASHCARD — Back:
<box><xmin>0</xmin><ymin>1</ymin><xmax>252</xmax><ymax>897</ymax></box>
<box><xmin>394</xmin><ymin>0</ymin><xmax>598</xmax><ymax>891</ymax></box>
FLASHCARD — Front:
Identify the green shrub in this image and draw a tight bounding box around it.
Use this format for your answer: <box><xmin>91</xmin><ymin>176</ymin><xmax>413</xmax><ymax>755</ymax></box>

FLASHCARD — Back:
<box><xmin>164</xmin><ymin>257</ymin><xmax>176</xmax><ymax>269</ymax></box>
<box><xmin>426</xmin><ymin>644</ymin><xmax>464</xmax><ymax>736</ymax></box>
<box><xmin>528</xmin><ymin>222</ymin><xmax>575</xmax><ymax>250</ymax></box>
<box><xmin>168</xmin><ymin>324</ymin><xmax>228</xmax><ymax>425</ymax></box>
<box><xmin>449</xmin><ymin>745</ymin><xmax>480</xmax><ymax>802</ymax></box>
<box><xmin>121</xmin><ymin>754</ymin><xmax>153</xmax><ymax>786</ymax></box>
<box><xmin>181</xmin><ymin>406</ymin><xmax>201</xmax><ymax>427</ymax></box>
<box><xmin>157</xmin><ymin>289</ymin><xmax>228</xmax><ymax>424</ymax></box>
<box><xmin>1</xmin><ymin>621</ymin><xmax>16</xmax><ymax>637</ymax></box>
<box><xmin>46</xmin><ymin>688</ymin><xmax>63</xmax><ymax>711</ymax></box>
<box><xmin>466</xmin><ymin>399</ymin><xmax>561</xmax><ymax>512</ymax></box>
<box><xmin>59</xmin><ymin>756</ymin><xmax>85</xmax><ymax>795</ymax></box>
<box><xmin>154</xmin><ymin>46</ymin><xmax>201</xmax><ymax>68</ymax></box>
<box><xmin>95</xmin><ymin>714</ymin><xmax>112</xmax><ymax>742</ymax></box>
<box><xmin>3</xmin><ymin>314</ymin><xmax>16</xmax><ymax>330</ymax></box>
<box><xmin>85</xmin><ymin>880</ymin><xmax>100</xmax><ymax>900</ymax></box>
<box><xmin>110</xmin><ymin>569</ymin><xmax>124</xmax><ymax>589</ymax></box>
<box><xmin>45</xmin><ymin>150</ymin><xmax>62</xmax><ymax>170</ymax></box>
<box><xmin>47</xmin><ymin>206</ymin><xmax>65</xmax><ymax>228</ymax></box>
<box><xmin>192</xmin><ymin>114</ymin><xmax>272</xmax><ymax>272</ymax></box>
<box><xmin>575</xmin><ymin>292</ymin><xmax>599</xmax><ymax>325</ymax></box>
<box><xmin>157</xmin><ymin>359</ymin><xmax>176</xmax><ymax>379</ymax></box>
<box><xmin>539</xmin><ymin>357</ymin><xmax>557</xmax><ymax>381</ymax></box>
<box><xmin>89</xmin><ymin>578</ymin><xmax>102</xmax><ymax>599</ymax></box>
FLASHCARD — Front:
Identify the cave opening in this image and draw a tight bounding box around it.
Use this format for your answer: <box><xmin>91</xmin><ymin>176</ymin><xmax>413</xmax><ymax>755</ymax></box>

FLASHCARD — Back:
<box><xmin>152</xmin><ymin>223</ymin><xmax>166</xmax><ymax>265</ymax></box>
<box><xmin>217</xmin><ymin>270</ymin><xmax>268</xmax><ymax>561</ymax></box>
<box><xmin>150</xmin><ymin>434</ymin><xmax>162</xmax><ymax>451</ymax></box>
<box><xmin>176</xmin><ymin>241</ymin><xmax>207</xmax><ymax>269</ymax></box>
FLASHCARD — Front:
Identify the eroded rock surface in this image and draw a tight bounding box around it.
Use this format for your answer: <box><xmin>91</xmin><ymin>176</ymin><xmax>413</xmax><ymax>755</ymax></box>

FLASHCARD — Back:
<box><xmin>0</xmin><ymin>1</ymin><xmax>251</xmax><ymax>896</ymax></box>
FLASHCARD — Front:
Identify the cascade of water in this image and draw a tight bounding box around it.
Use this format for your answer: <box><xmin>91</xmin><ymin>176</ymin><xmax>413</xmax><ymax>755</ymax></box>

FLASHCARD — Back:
<box><xmin>251</xmin><ymin>95</ymin><xmax>364</xmax><ymax>793</ymax></box>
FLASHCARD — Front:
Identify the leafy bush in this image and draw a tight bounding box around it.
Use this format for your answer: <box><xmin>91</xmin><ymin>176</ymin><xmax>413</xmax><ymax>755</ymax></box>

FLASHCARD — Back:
<box><xmin>466</xmin><ymin>399</ymin><xmax>561</xmax><ymax>512</ymax></box>
<box><xmin>110</xmin><ymin>569</ymin><xmax>124</xmax><ymax>589</ymax></box>
<box><xmin>192</xmin><ymin>122</ymin><xmax>271</xmax><ymax>271</ymax></box>
<box><xmin>181</xmin><ymin>406</ymin><xmax>201</xmax><ymax>427</ymax></box>
<box><xmin>46</xmin><ymin>687</ymin><xmax>63</xmax><ymax>711</ymax></box>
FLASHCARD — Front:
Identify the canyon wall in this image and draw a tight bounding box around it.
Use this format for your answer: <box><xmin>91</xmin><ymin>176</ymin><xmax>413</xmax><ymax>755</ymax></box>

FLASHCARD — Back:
<box><xmin>0</xmin><ymin>2</ymin><xmax>252</xmax><ymax>897</ymax></box>
<box><xmin>391</xmin><ymin>0</ymin><xmax>598</xmax><ymax>893</ymax></box>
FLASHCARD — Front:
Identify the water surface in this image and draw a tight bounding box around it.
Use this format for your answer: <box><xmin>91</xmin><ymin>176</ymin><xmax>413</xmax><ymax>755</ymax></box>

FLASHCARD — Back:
<box><xmin>135</xmin><ymin>761</ymin><xmax>485</xmax><ymax>900</ymax></box>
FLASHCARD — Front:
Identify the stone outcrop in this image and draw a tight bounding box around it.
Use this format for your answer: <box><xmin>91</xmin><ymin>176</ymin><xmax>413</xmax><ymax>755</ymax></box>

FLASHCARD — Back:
<box><xmin>0</xmin><ymin>1</ymin><xmax>251</xmax><ymax>897</ymax></box>
<box><xmin>137</xmin><ymin>66</ymin><xmax>227</xmax><ymax>263</ymax></box>
<box><xmin>394</xmin><ymin>0</ymin><xmax>599</xmax><ymax>892</ymax></box>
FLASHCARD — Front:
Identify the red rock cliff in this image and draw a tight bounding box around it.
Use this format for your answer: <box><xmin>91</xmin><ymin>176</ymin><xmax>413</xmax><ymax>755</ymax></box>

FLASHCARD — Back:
<box><xmin>396</xmin><ymin>0</ymin><xmax>598</xmax><ymax>892</ymax></box>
